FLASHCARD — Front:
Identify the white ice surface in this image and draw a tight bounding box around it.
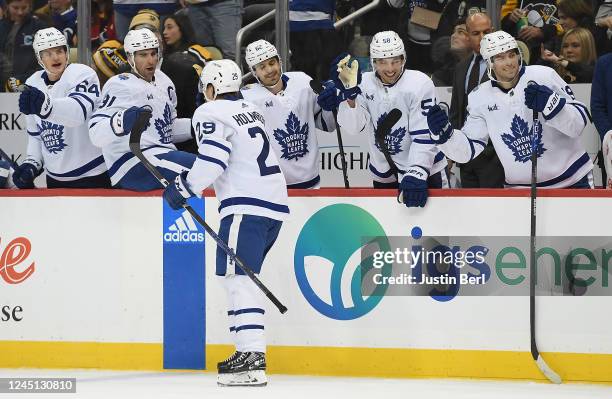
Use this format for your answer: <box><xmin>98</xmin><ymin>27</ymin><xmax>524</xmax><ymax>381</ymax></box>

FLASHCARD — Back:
<box><xmin>0</xmin><ymin>369</ymin><xmax>611</xmax><ymax>399</ymax></box>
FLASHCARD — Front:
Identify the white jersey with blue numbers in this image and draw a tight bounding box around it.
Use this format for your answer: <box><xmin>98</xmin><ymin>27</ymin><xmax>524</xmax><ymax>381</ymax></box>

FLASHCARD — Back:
<box><xmin>23</xmin><ymin>63</ymin><xmax>106</xmax><ymax>181</ymax></box>
<box><xmin>186</xmin><ymin>99</ymin><xmax>289</xmax><ymax>221</ymax></box>
<box><xmin>241</xmin><ymin>72</ymin><xmax>334</xmax><ymax>188</ymax></box>
<box><xmin>89</xmin><ymin>71</ymin><xmax>191</xmax><ymax>185</ymax></box>
<box><xmin>440</xmin><ymin>65</ymin><xmax>592</xmax><ymax>188</ymax></box>
<box><xmin>336</xmin><ymin>69</ymin><xmax>446</xmax><ymax>183</ymax></box>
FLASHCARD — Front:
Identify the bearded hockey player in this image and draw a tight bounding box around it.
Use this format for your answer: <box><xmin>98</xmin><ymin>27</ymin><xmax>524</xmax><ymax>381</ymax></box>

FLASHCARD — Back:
<box><xmin>89</xmin><ymin>28</ymin><xmax>196</xmax><ymax>190</ymax></box>
<box><xmin>240</xmin><ymin>39</ymin><xmax>333</xmax><ymax>189</ymax></box>
<box><xmin>426</xmin><ymin>31</ymin><xmax>593</xmax><ymax>188</ymax></box>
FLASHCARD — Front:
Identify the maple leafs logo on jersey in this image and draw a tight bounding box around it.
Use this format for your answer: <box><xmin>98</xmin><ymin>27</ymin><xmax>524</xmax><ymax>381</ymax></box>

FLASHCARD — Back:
<box><xmin>155</xmin><ymin>104</ymin><xmax>173</xmax><ymax>144</ymax></box>
<box><xmin>501</xmin><ymin>114</ymin><xmax>546</xmax><ymax>163</ymax></box>
<box><xmin>273</xmin><ymin>112</ymin><xmax>309</xmax><ymax>161</ymax></box>
<box><xmin>38</xmin><ymin>120</ymin><xmax>67</xmax><ymax>154</ymax></box>
<box><xmin>374</xmin><ymin>113</ymin><xmax>406</xmax><ymax>155</ymax></box>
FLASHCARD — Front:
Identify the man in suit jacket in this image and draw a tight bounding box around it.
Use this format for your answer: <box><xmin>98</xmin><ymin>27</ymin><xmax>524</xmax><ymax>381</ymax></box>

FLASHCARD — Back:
<box><xmin>449</xmin><ymin>12</ymin><xmax>505</xmax><ymax>188</ymax></box>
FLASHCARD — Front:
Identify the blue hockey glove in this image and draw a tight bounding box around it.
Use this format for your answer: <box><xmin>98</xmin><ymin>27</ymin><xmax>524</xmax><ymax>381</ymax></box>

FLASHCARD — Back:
<box><xmin>399</xmin><ymin>169</ymin><xmax>429</xmax><ymax>208</ymax></box>
<box><xmin>111</xmin><ymin>106</ymin><xmax>151</xmax><ymax>136</ymax></box>
<box><xmin>12</xmin><ymin>162</ymin><xmax>40</xmax><ymax>189</ymax></box>
<box><xmin>330</xmin><ymin>53</ymin><xmax>362</xmax><ymax>101</ymax></box>
<box><xmin>317</xmin><ymin>81</ymin><xmax>339</xmax><ymax>111</ymax></box>
<box><xmin>19</xmin><ymin>86</ymin><xmax>50</xmax><ymax>117</ymax></box>
<box><xmin>163</xmin><ymin>171</ymin><xmax>195</xmax><ymax>210</ymax></box>
<box><xmin>524</xmin><ymin>83</ymin><xmax>565</xmax><ymax>119</ymax></box>
<box><xmin>426</xmin><ymin>105</ymin><xmax>453</xmax><ymax>144</ymax></box>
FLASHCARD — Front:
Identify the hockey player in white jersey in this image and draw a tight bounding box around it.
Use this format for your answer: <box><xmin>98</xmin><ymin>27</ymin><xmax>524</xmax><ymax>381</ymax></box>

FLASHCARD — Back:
<box><xmin>426</xmin><ymin>31</ymin><xmax>593</xmax><ymax>188</ymax></box>
<box><xmin>14</xmin><ymin>27</ymin><xmax>110</xmax><ymax>188</ymax></box>
<box><xmin>89</xmin><ymin>28</ymin><xmax>196</xmax><ymax>190</ymax></box>
<box><xmin>162</xmin><ymin>60</ymin><xmax>288</xmax><ymax>387</ymax></box>
<box><xmin>240</xmin><ymin>39</ymin><xmax>333</xmax><ymax>189</ymax></box>
<box><xmin>321</xmin><ymin>31</ymin><xmax>447</xmax><ymax>207</ymax></box>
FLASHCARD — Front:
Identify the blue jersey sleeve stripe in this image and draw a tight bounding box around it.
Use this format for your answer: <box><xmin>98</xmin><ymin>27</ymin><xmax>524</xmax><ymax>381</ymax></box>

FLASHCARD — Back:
<box><xmin>434</xmin><ymin>151</ymin><xmax>446</xmax><ymax>163</ymax></box>
<box><xmin>69</xmin><ymin>92</ymin><xmax>95</xmax><ymax>110</ymax></box>
<box><xmin>233</xmin><ymin>308</ymin><xmax>265</xmax><ymax>315</ymax></box>
<box><xmin>70</xmin><ymin>97</ymin><xmax>87</xmax><ymax>120</ymax></box>
<box><xmin>197</xmin><ymin>154</ymin><xmax>227</xmax><ymax>170</ymax></box>
<box><xmin>569</xmin><ymin>103</ymin><xmax>588</xmax><ymax>126</ymax></box>
<box><xmin>505</xmin><ymin>153</ymin><xmax>590</xmax><ymax>187</ymax></box>
<box><xmin>201</xmin><ymin>139</ymin><xmax>231</xmax><ymax>154</ymax></box>
<box><xmin>413</xmin><ymin>138</ymin><xmax>435</xmax><ymax>144</ymax></box>
<box><xmin>92</xmin><ymin>113</ymin><xmax>111</xmax><ymax>119</ymax></box>
<box><xmin>46</xmin><ymin>155</ymin><xmax>105</xmax><ymax>178</ymax></box>
<box><xmin>409</xmin><ymin>129</ymin><xmax>431</xmax><ymax>136</ymax></box>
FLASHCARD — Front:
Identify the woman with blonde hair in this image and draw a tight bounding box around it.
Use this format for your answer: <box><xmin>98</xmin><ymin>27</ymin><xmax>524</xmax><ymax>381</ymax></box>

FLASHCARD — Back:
<box><xmin>541</xmin><ymin>27</ymin><xmax>597</xmax><ymax>83</ymax></box>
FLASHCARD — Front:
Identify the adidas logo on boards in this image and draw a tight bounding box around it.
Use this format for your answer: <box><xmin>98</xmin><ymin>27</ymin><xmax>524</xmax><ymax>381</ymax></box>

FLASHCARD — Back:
<box><xmin>164</xmin><ymin>211</ymin><xmax>205</xmax><ymax>243</ymax></box>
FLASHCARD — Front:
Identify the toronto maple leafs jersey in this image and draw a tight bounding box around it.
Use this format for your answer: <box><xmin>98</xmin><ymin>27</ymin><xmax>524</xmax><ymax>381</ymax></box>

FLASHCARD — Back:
<box><xmin>240</xmin><ymin>72</ymin><xmax>334</xmax><ymax>188</ymax></box>
<box><xmin>23</xmin><ymin>63</ymin><xmax>106</xmax><ymax>182</ymax></box>
<box><xmin>186</xmin><ymin>98</ymin><xmax>289</xmax><ymax>221</ymax></box>
<box><xmin>89</xmin><ymin>71</ymin><xmax>192</xmax><ymax>185</ymax></box>
<box><xmin>440</xmin><ymin>66</ymin><xmax>592</xmax><ymax>188</ymax></box>
<box><xmin>336</xmin><ymin>69</ymin><xmax>446</xmax><ymax>183</ymax></box>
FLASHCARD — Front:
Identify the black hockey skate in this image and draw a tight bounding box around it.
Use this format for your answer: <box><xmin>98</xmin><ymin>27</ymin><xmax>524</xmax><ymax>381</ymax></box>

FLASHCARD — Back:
<box><xmin>217</xmin><ymin>351</ymin><xmax>243</xmax><ymax>373</ymax></box>
<box><xmin>217</xmin><ymin>352</ymin><xmax>267</xmax><ymax>387</ymax></box>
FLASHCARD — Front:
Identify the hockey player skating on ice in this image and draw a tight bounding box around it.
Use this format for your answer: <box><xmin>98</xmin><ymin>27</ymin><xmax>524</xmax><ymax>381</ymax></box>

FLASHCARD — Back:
<box><xmin>162</xmin><ymin>60</ymin><xmax>289</xmax><ymax>387</ymax></box>
<box><xmin>320</xmin><ymin>31</ymin><xmax>447</xmax><ymax>206</ymax></box>
<box><xmin>426</xmin><ymin>31</ymin><xmax>594</xmax><ymax>188</ymax></box>
<box><xmin>241</xmin><ymin>39</ymin><xmax>333</xmax><ymax>189</ymax></box>
<box><xmin>89</xmin><ymin>28</ymin><xmax>196</xmax><ymax>190</ymax></box>
<box><xmin>14</xmin><ymin>27</ymin><xmax>110</xmax><ymax>188</ymax></box>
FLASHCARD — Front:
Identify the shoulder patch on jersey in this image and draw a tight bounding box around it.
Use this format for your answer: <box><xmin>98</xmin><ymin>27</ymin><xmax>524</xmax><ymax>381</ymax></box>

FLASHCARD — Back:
<box><xmin>118</xmin><ymin>73</ymin><xmax>130</xmax><ymax>80</ymax></box>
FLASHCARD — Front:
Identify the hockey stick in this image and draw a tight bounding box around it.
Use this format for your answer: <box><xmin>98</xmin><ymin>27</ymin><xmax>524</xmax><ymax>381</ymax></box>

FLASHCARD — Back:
<box><xmin>310</xmin><ymin>80</ymin><xmax>350</xmax><ymax>188</ymax></box>
<box><xmin>0</xmin><ymin>147</ymin><xmax>19</xmax><ymax>169</ymax></box>
<box><xmin>374</xmin><ymin>108</ymin><xmax>404</xmax><ymax>179</ymax></box>
<box><xmin>528</xmin><ymin>82</ymin><xmax>562</xmax><ymax>383</ymax></box>
<box><xmin>128</xmin><ymin>111</ymin><xmax>288</xmax><ymax>314</ymax></box>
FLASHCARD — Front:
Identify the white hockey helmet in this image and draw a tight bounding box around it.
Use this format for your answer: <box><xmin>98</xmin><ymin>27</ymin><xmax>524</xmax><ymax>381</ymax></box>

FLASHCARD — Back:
<box><xmin>124</xmin><ymin>28</ymin><xmax>160</xmax><ymax>77</ymax></box>
<box><xmin>199</xmin><ymin>59</ymin><xmax>242</xmax><ymax>101</ymax></box>
<box><xmin>370</xmin><ymin>31</ymin><xmax>405</xmax><ymax>60</ymax></box>
<box><xmin>33</xmin><ymin>27</ymin><xmax>69</xmax><ymax>72</ymax></box>
<box><xmin>480</xmin><ymin>31</ymin><xmax>523</xmax><ymax>82</ymax></box>
<box><xmin>245</xmin><ymin>39</ymin><xmax>280</xmax><ymax>70</ymax></box>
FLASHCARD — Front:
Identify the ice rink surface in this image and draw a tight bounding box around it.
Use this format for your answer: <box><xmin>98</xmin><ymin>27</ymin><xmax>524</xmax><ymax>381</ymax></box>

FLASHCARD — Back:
<box><xmin>1</xmin><ymin>369</ymin><xmax>612</xmax><ymax>399</ymax></box>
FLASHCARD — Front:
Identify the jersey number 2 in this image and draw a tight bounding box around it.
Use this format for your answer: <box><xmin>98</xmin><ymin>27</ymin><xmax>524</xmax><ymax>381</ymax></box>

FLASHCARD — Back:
<box><xmin>248</xmin><ymin>127</ymin><xmax>281</xmax><ymax>176</ymax></box>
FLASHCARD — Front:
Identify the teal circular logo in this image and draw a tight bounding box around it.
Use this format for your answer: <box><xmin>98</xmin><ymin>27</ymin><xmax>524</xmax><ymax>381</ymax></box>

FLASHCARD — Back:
<box><xmin>294</xmin><ymin>204</ymin><xmax>391</xmax><ymax>320</ymax></box>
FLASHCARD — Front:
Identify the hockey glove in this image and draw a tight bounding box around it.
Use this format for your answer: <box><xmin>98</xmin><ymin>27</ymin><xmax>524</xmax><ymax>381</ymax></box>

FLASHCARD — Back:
<box><xmin>399</xmin><ymin>169</ymin><xmax>429</xmax><ymax>208</ymax></box>
<box><xmin>427</xmin><ymin>105</ymin><xmax>453</xmax><ymax>144</ymax></box>
<box><xmin>163</xmin><ymin>171</ymin><xmax>195</xmax><ymax>210</ymax></box>
<box><xmin>111</xmin><ymin>106</ymin><xmax>151</xmax><ymax>136</ymax></box>
<box><xmin>19</xmin><ymin>86</ymin><xmax>51</xmax><ymax>118</ymax></box>
<box><xmin>524</xmin><ymin>83</ymin><xmax>565</xmax><ymax>120</ymax></box>
<box><xmin>330</xmin><ymin>53</ymin><xmax>362</xmax><ymax>101</ymax></box>
<box><xmin>12</xmin><ymin>162</ymin><xmax>40</xmax><ymax>189</ymax></box>
<box><xmin>317</xmin><ymin>81</ymin><xmax>339</xmax><ymax>111</ymax></box>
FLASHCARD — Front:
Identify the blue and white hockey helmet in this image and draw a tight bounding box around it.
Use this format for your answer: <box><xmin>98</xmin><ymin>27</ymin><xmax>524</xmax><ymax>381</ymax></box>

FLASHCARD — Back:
<box><xmin>245</xmin><ymin>39</ymin><xmax>279</xmax><ymax>71</ymax></box>
<box><xmin>199</xmin><ymin>59</ymin><xmax>242</xmax><ymax>101</ymax></box>
<box><xmin>33</xmin><ymin>27</ymin><xmax>69</xmax><ymax>70</ymax></box>
<box><xmin>370</xmin><ymin>31</ymin><xmax>405</xmax><ymax>60</ymax></box>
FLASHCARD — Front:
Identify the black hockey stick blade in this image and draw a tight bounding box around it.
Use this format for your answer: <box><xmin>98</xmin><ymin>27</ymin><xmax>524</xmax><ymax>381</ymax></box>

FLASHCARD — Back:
<box><xmin>0</xmin><ymin>147</ymin><xmax>18</xmax><ymax>169</ymax></box>
<box><xmin>375</xmin><ymin>108</ymin><xmax>402</xmax><ymax>142</ymax></box>
<box><xmin>309</xmin><ymin>79</ymin><xmax>323</xmax><ymax>94</ymax></box>
<box><xmin>128</xmin><ymin>111</ymin><xmax>288</xmax><ymax>314</ymax></box>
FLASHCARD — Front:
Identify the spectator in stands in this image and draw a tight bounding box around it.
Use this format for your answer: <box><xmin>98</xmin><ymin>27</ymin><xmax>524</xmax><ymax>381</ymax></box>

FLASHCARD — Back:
<box><xmin>501</xmin><ymin>0</ymin><xmax>562</xmax><ymax>63</ymax></box>
<box><xmin>591</xmin><ymin>51</ymin><xmax>612</xmax><ymax>187</ymax></box>
<box><xmin>34</xmin><ymin>0</ymin><xmax>76</xmax><ymax>45</ymax></box>
<box><xmin>593</xmin><ymin>0</ymin><xmax>612</xmax><ymax>54</ymax></box>
<box><xmin>162</xmin><ymin>12</ymin><xmax>196</xmax><ymax>56</ymax></box>
<box><xmin>289</xmin><ymin>0</ymin><xmax>341</xmax><ymax>82</ymax></box>
<box><xmin>541</xmin><ymin>27</ymin><xmax>597</xmax><ymax>83</ymax></box>
<box><xmin>113</xmin><ymin>0</ymin><xmax>179</xmax><ymax>41</ymax></box>
<box><xmin>541</xmin><ymin>0</ymin><xmax>596</xmax><ymax>54</ymax></box>
<box><xmin>0</xmin><ymin>0</ymin><xmax>48</xmax><ymax>92</ymax></box>
<box><xmin>431</xmin><ymin>18</ymin><xmax>471</xmax><ymax>87</ymax></box>
<box><xmin>448</xmin><ymin>12</ymin><xmax>504</xmax><ymax>188</ymax></box>
<box><xmin>91</xmin><ymin>0</ymin><xmax>116</xmax><ymax>49</ymax></box>
<box><xmin>185</xmin><ymin>0</ymin><xmax>242</xmax><ymax>59</ymax></box>
<box><xmin>92</xmin><ymin>39</ymin><xmax>127</xmax><ymax>86</ymax></box>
